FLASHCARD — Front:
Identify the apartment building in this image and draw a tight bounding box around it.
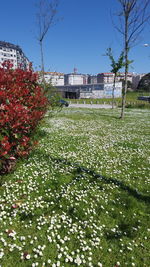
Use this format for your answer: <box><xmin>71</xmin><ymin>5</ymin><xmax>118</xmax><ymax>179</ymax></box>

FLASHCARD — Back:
<box><xmin>97</xmin><ymin>73</ymin><xmax>114</xmax><ymax>83</ymax></box>
<box><xmin>97</xmin><ymin>72</ymin><xmax>133</xmax><ymax>84</ymax></box>
<box><xmin>118</xmin><ymin>72</ymin><xmax>133</xmax><ymax>83</ymax></box>
<box><xmin>64</xmin><ymin>73</ymin><xmax>88</xmax><ymax>85</ymax></box>
<box><xmin>41</xmin><ymin>72</ymin><xmax>64</xmax><ymax>86</ymax></box>
<box><xmin>0</xmin><ymin>41</ymin><xmax>30</xmax><ymax>69</ymax></box>
<box><xmin>88</xmin><ymin>75</ymin><xmax>97</xmax><ymax>84</ymax></box>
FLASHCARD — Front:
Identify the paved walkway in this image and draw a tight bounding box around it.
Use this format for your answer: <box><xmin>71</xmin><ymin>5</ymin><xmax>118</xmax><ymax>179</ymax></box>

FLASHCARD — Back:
<box><xmin>69</xmin><ymin>103</ymin><xmax>113</xmax><ymax>109</ymax></box>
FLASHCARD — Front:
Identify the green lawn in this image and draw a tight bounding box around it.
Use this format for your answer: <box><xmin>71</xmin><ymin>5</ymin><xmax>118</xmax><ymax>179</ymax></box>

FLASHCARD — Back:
<box><xmin>0</xmin><ymin>107</ymin><xmax>150</xmax><ymax>267</ymax></box>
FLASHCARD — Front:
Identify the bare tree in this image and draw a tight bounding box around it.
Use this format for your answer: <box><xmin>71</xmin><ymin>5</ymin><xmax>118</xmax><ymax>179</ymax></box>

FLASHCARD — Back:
<box><xmin>36</xmin><ymin>0</ymin><xmax>59</xmax><ymax>87</ymax></box>
<box><xmin>115</xmin><ymin>0</ymin><xmax>150</xmax><ymax>118</ymax></box>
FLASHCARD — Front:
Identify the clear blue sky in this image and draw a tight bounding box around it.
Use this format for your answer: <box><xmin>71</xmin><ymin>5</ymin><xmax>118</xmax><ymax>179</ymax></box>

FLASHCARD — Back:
<box><xmin>1</xmin><ymin>0</ymin><xmax>150</xmax><ymax>74</ymax></box>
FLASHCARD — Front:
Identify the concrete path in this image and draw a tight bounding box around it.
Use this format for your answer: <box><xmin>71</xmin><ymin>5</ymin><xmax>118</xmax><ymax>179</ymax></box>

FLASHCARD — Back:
<box><xmin>69</xmin><ymin>103</ymin><xmax>113</xmax><ymax>109</ymax></box>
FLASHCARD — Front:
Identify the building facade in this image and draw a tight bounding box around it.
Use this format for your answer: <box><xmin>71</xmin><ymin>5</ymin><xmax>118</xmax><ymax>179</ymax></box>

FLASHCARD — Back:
<box><xmin>117</xmin><ymin>72</ymin><xmax>133</xmax><ymax>83</ymax></box>
<box><xmin>97</xmin><ymin>73</ymin><xmax>114</xmax><ymax>83</ymax></box>
<box><xmin>42</xmin><ymin>72</ymin><xmax>64</xmax><ymax>86</ymax></box>
<box><xmin>55</xmin><ymin>82</ymin><xmax>122</xmax><ymax>99</ymax></box>
<box><xmin>0</xmin><ymin>41</ymin><xmax>30</xmax><ymax>69</ymax></box>
<box><xmin>64</xmin><ymin>73</ymin><xmax>88</xmax><ymax>85</ymax></box>
<box><xmin>97</xmin><ymin>72</ymin><xmax>133</xmax><ymax>84</ymax></box>
<box><xmin>88</xmin><ymin>75</ymin><xmax>97</xmax><ymax>84</ymax></box>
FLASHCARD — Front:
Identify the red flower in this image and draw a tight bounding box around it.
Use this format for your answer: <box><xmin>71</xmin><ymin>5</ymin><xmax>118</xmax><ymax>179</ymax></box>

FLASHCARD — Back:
<box><xmin>11</xmin><ymin>204</ymin><xmax>19</xmax><ymax>209</ymax></box>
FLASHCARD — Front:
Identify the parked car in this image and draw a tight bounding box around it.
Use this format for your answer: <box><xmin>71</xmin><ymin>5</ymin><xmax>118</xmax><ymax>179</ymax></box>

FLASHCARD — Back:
<box><xmin>58</xmin><ymin>99</ymin><xmax>69</xmax><ymax>107</ymax></box>
<box><xmin>137</xmin><ymin>96</ymin><xmax>150</xmax><ymax>103</ymax></box>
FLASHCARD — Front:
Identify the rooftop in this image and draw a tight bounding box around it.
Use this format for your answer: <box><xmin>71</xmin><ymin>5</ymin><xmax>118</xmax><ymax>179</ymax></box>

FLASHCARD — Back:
<box><xmin>0</xmin><ymin>41</ymin><xmax>22</xmax><ymax>53</ymax></box>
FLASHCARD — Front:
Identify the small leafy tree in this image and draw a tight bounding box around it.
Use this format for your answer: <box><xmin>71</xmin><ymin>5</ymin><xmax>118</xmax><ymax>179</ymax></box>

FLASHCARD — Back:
<box><xmin>105</xmin><ymin>48</ymin><xmax>125</xmax><ymax>108</ymax></box>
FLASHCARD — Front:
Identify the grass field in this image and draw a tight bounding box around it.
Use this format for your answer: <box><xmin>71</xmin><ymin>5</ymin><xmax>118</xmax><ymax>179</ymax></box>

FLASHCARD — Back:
<box><xmin>0</xmin><ymin>107</ymin><xmax>150</xmax><ymax>267</ymax></box>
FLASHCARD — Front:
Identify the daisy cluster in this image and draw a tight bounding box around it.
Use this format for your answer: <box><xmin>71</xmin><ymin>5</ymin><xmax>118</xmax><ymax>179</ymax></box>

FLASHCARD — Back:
<box><xmin>0</xmin><ymin>108</ymin><xmax>150</xmax><ymax>266</ymax></box>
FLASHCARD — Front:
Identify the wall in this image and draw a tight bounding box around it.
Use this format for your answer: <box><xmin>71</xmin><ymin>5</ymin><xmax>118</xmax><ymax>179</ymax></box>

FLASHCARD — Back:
<box><xmin>56</xmin><ymin>82</ymin><xmax>122</xmax><ymax>99</ymax></box>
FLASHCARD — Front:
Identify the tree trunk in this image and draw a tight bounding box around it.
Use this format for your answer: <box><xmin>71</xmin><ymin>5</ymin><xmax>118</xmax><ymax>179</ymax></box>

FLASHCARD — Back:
<box><xmin>112</xmin><ymin>74</ymin><xmax>116</xmax><ymax>109</ymax></box>
<box><xmin>40</xmin><ymin>40</ymin><xmax>46</xmax><ymax>90</ymax></box>
<box><xmin>120</xmin><ymin>60</ymin><xmax>128</xmax><ymax>118</ymax></box>
<box><xmin>120</xmin><ymin>12</ymin><xmax>128</xmax><ymax>119</ymax></box>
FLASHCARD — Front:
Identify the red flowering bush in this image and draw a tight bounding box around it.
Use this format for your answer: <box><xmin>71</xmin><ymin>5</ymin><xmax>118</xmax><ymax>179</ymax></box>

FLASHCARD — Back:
<box><xmin>0</xmin><ymin>61</ymin><xmax>48</xmax><ymax>173</ymax></box>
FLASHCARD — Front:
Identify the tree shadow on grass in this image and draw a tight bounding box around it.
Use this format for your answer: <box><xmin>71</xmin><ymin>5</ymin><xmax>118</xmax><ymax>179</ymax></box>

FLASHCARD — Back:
<box><xmin>32</xmin><ymin>150</ymin><xmax>150</xmax><ymax>204</ymax></box>
<box><xmin>95</xmin><ymin>113</ymin><xmax>121</xmax><ymax>120</ymax></box>
<box><xmin>51</xmin><ymin>155</ymin><xmax>150</xmax><ymax>240</ymax></box>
